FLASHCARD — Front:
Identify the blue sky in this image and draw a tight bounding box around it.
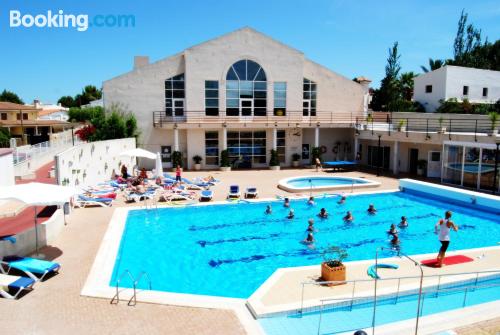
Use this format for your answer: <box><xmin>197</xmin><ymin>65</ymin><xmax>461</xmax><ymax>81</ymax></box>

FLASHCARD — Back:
<box><xmin>1</xmin><ymin>0</ymin><xmax>499</xmax><ymax>104</ymax></box>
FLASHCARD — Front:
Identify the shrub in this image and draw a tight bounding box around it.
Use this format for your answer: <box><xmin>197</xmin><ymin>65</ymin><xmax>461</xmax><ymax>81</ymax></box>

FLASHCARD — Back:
<box><xmin>193</xmin><ymin>155</ymin><xmax>202</xmax><ymax>164</ymax></box>
<box><xmin>292</xmin><ymin>153</ymin><xmax>301</xmax><ymax>161</ymax></box>
<box><xmin>322</xmin><ymin>245</ymin><xmax>348</xmax><ymax>267</ymax></box>
<box><xmin>311</xmin><ymin>146</ymin><xmax>321</xmax><ymax>165</ymax></box>
<box><xmin>172</xmin><ymin>151</ymin><xmax>183</xmax><ymax>168</ymax></box>
<box><xmin>269</xmin><ymin>149</ymin><xmax>279</xmax><ymax>166</ymax></box>
<box><xmin>220</xmin><ymin>150</ymin><xmax>230</xmax><ymax>167</ymax></box>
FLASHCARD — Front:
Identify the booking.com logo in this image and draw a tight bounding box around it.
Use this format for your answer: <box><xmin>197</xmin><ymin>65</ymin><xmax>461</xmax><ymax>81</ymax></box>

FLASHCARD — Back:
<box><xmin>9</xmin><ymin>10</ymin><xmax>135</xmax><ymax>32</ymax></box>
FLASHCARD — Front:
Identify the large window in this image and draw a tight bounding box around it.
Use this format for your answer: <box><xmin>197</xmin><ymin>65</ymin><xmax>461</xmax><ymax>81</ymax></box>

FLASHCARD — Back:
<box><xmin>227</xmin><ymin>131</ymin><xmax>267</xmax><ymax>167</ymax></box>
<box><xmin>205</xmin><ymin>81</ymin><xmax>219</xmax><ymax>116</ymax></box>
<box><xmin>367</xmin><ymin>145</ymin><xmax>390</xmax><ymax>169</ymax></box>
<box><xmin>226</xmin><ymin>60</ymin><xmax>267</xmax><ymax>117</ymax></box>
<box><xmin>165</xmin><ymin>74</ymin><xmax>185</xmax><ymax>116</ymax></box>
<box><xmin>274</xmin><ymin>82</ymin><xmax>287</xmax><ymax>116</ymax></box>
<box><xmin>442</xmin><ymin>145</ymin><xmax>463</xmax><ymax>185</ymax></box>
<box><xmin>303</xmin><ymin>78</ymin><xmax>317</xmax><ymax>116</ymax></box>
<box><xmin>276</xmin><ymin>130</ymin><xmax>286</xmax><ymax>163</ymax></box>
<box><xmin>205</xmin><ymin>131</ymin><xmax>219</xmax><ymax>166</ymax></box>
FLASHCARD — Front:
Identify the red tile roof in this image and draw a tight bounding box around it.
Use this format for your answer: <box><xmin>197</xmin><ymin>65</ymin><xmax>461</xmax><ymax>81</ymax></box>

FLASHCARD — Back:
<box><xmin>0</xmin><ymin>101</ymin><xmax>40</xmax><ymax>111</ymax></box>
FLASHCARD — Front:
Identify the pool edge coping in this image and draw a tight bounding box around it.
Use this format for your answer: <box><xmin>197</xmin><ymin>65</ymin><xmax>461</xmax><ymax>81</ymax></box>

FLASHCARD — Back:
<box><xmin>277</xmin><ymin>175</ymin><xmax>381</xmax><ymax>193</ymax></box>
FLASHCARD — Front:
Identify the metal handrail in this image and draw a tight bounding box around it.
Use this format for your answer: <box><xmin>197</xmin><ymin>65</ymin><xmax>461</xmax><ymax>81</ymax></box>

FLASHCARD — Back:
<box><xmin>111</xmin><ymin>269</ymin><xmax>135</xmax><ymax>305</ymax></box>
<box><xmin>299</xmin><ymin>268</ymin><xmax>500</xmax><ymax>314</ymax></box>
<box><xmin>110</xmin><ymin>270</ymin><xmax>153</xmax><ymax>306</ymax></box>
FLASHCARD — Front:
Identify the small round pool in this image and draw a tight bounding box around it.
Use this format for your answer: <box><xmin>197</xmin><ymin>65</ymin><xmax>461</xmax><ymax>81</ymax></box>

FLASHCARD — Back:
<box><xmin>278</xmin><ymin>176</ymin><xmax>380</xmax><ymax>193</ymax></box>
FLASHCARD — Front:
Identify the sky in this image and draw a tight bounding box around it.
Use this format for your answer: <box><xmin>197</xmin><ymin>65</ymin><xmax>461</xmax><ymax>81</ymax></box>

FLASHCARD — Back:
<box><xmin>0</xmin><ymin>0</ymin><xmax>499</xmax><ymax>104</ymax></box>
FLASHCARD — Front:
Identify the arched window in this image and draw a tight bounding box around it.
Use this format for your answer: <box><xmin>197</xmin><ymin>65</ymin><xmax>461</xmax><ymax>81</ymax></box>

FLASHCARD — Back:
<box><xmin>226</xmin><ymin>60</ymin><xmax>267</xmax><ymax>116</ymax></box>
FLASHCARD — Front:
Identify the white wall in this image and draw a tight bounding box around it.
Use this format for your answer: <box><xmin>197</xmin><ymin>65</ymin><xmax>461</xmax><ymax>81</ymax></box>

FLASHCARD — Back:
<box><xmin>0</xmin><ymin>151</ymin><xmax>14</xmax><ymax>186</ymax></box>
<box><xmin>414</xmin><ymin>66</ymin><xmax>447</xmax><ymax>112</ymax></box>
<box><xmin>55</xmin><ymin>138</ymin><xmax>136</xmax><ymax>187</ymax></box>
<box><xmin>445</xmin><ymin>66</ymin><xmax>500</xmax><ymax>104</ymax></box>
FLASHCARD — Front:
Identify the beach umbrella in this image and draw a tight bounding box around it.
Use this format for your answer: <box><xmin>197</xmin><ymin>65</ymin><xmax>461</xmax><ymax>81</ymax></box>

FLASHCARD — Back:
<box><xmin>155</xmin><ymin>152</ymin><xmax>163</xmax><ymax>178</ymax></box>
<box><xmin>120</xmin><ymin>148</ymin><xmax>157</xmax><ymax>160</ymax></box>
<box><xmin>0</xmin><ymin>182</ymin><xmax>76</xmax><ymax>257</ymax></box>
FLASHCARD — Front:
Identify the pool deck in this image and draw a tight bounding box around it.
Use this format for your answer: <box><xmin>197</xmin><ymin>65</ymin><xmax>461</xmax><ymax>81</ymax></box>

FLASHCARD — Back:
<box><xmin>0</xmin><ymin>168</ymin><xmax>499</xmax><ymax>334</ymax></box>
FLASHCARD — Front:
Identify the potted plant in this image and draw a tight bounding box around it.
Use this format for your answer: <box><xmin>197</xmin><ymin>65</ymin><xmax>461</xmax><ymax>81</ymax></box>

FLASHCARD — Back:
<box><xmin>220</xmin><ymin>149</ymin><xmax>231</xmax><ymax>172</ymax></box>
<box><xmin>417</xmin><ymin>159</ymin><xmax>427</xmax><ymax>176</ymax></box>
<box><xmin>311</xmin><ymin>146</ymin><xmax>321</xmax><ymax>168</ymax></box>
<box><xmin>488</xmin><ymin>111</ymin><xmax>499</xmax><ymax>136</ymax></box>
<box><xmin>321</xmin><ymin>245</ymin><xmax>348</xmax><ymax>286</ymax></box>
<box><xmin>192</xmin><ymin>155</ymin><xmax>202</xmax><ymax>171</ymax></box>
<box><xmin>292</xmin><ymin>153</ymin><xmax>301</xmax><ymax>167</ymax></box>
<box><xmin>397</xmin><ymin>119</ymin><xmax>407</xmax><ymax>132</ymax></box>
<box><xmin>172</xmin><ymin>151</ymin><xmax>182</xmax><ymax>171</ymax></box>
<box><xmin>437</xmin><ymin>116</ymin><xmax>446</xmax><ymax>133</ymax></box>
<box><xmin>269</xmin><ymin>149</ymin><xmax>280</xmax><ymax>170</ymax></box>
<box><xmin>364</xmin><ymin>114</ymin><xmax>373</xmax><ymax>130</ymax></box>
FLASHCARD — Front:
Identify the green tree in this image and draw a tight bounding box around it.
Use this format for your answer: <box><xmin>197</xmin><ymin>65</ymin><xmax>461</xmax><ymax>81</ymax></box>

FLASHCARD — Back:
<box><xmin>371</xmin><ymin>42</ymin><xmax>402</xmax><ymax>111</ymax></box>
<box><xmin>420</xmin><ymin>58</ymin><xmax>445</xmax><ymax>73</ymax></box>
<box><xmin>0</xmin><ymin>89</ymin><xmax>24</xmax><ymax>104</ymax></box>
<box><xmin>399</xmin><ymin>72</ymin><xmax>416</xmax><ymax>101</ymax></box>
<box><xmin>58</xmin><ymin>96</ymin><xmax>75</xmax><ymax>108</ymax></box>
<box><xmin>0</xmin><ymin>128</ymin><xmax>11</xmax><ymax>145</ymax></box>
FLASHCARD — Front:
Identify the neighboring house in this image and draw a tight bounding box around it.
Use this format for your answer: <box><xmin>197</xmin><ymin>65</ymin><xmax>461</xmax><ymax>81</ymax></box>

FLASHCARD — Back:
<box><xmin>29</xmin><ymin>100</ymin><xmax>70</xmax><ymax>121</ymax></box>
<box><xmin>103</xmin><ymin>27</ymin><xmax>367</xmax><ymax>169</ymax></box>
<box><xmin>0</xmin><ymin>101</ymin><xmax>70</xmax><ymax>145</ymax></box>
<box><xmin>81</xmin><ymin>98</ymin><xmax>104</xmax><ymax>108</ymax></box>
<box><xmin>414</xmin><ymin>65</ymin><xmax>500</xmax><ymax>112</ymax></box>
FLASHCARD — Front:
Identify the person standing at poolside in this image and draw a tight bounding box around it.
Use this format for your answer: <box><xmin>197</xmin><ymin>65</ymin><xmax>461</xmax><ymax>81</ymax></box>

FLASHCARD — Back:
<box><xmin>435</xmin><ymin>211</ymin><xmax>459</xmax><ymax>267</ymax></box>
<box><xmin>175</xmin><ymin>165</ymin><xmax>182</xmax><ymax>183</ymax></box>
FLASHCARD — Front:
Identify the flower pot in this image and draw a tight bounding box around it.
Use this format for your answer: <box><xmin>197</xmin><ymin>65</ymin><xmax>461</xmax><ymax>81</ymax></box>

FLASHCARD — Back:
<box><xmin>292</xmin><ymin>161</ymin><xmax>299</xmax><ymax>167</ymax></box>
<box><xmin>490</xmin><ymin>129</ymin><xmax>499</xmax><ymax>136</ymax></box>
<box><xmin>194</xmin><ymin>163</ymin><xmax>201</xmax><ymax>171</ymax></box>
<box><xmin>417</xmin><ymin>168</ymin><xmax>424</xmax><ymax>176</ymax></box>
<box><xmin>269</xmin><ymin>165</ymin><xmax>280</xmax><ymax>171</ymax></box>
<box><xmin>440</xmin><ymin>127</ymin><xmax>447</xmax><ymax>134</ymax></box>
<box><xmin>320</xmin><ymin>262</ymin><xmax>346</xmax><ymax>286</ymax></box>
<box><xmin>220</xmin><ymin>166</ymin><xmax>231</xmax><ymax>172</ymax></box>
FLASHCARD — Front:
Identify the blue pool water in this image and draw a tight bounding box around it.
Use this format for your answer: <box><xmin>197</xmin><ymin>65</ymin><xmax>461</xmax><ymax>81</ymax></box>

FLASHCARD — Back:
<box><xmin>448</xmin><ymin>163</ymin><xmax>495</xmax><ymax>173</ymax></box>
<box><xmin>110</xmin><ymin>191</ymin><xmax>500</xmax><ymax>298</ymax></box>
<box><xmin>285</xmin><ymin>177</ymin><xmax>369</xmax><ymax>188</ymax></box>
<box><xmin>260</xmin><ymin>275</ymin><xmax>500</xmax><ymax>335</ymax></box>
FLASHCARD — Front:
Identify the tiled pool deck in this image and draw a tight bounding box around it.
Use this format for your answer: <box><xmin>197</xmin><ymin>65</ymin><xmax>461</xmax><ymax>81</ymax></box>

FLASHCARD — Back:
<box><xmin>0</xmin><ymin>168</ymin><xmax>499</xmax><ymax>334</ymax></box>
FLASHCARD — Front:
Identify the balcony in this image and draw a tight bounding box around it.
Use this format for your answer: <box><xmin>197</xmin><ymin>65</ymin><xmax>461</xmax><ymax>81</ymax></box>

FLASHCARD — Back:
<box><xmin>152</xmin><ymin>111</ymin><xmax>361</xmax><ymax>128</ymax></box>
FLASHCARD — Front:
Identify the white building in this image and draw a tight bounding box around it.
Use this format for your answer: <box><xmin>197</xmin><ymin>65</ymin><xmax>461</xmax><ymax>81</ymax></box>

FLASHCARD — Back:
<box><xmin>103</xmin><ymin>27</ymin><xmax>369</xmax><ymax>169</ymax></box>
<box><xmin>414</xmin><ymin>65</ymin><xmax>500</xmax><ymax>112</ymax></box>
<box><xmin>29</xmin><ymin>100</ymin><xmax>69</xmax><ymax>121</ymax></box>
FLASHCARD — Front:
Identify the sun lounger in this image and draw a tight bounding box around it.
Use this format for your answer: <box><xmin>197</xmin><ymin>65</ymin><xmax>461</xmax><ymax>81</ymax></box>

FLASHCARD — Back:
<box><xmin>199</xmin><ymin>190</ymin><xmax>213</xmax><ymax>202</ymax></box>
<box><xmin>75</xmin><ymin>195</ymin><xmax>113</xmax><ymax>208</ymax></box>
<box><xmin>227</xmin><ymin>185</ymin><xmax>240</xmax><ymax>199</ymax></box>
<box><xmin>123</xmin><ymin>190</ymin><xmax>156</xmax><ymax>203</ymax></box>
<box><xmin>0</xmin><ymin>273</ymin><xmax>35</xmax><ymax>299</ymax></box>
<box><xmin>2</xmin><ymin>256</ymin><xmax>61</xmax><ymax>282</ymax></box>
<box><xmin>244</xmin><ymin>187</ymin><xmax>258</xmax><ymax>199</ymax></box>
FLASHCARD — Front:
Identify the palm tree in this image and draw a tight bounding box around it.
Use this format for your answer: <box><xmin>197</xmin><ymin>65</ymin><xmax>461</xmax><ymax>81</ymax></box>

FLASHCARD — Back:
<box><xmin>420</xmin><ymin>58</ymin><xmax>445</xmax><ymax>73</ymax></box>
<box><xmin>400</xmin><ymin>72</ymin><xmax>416</xmax><ymax>101</ymax></box>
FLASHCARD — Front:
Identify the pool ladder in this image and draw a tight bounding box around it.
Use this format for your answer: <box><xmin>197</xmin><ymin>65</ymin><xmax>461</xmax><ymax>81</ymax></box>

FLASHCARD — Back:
<box><xmin>110</xmin><ymin>270</ymin><xmax>152</xmax><ymax>306</ymax></box>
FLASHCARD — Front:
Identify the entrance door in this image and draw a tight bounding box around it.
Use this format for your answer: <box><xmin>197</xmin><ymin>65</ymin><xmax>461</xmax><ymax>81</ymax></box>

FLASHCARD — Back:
<box><xmin>427</xmin><ymin>151</ymin><xmax>442</xmax><ymax>178</ymax></box>
<box><xmin>303</xmin><ymin>100</ymin><xmax>311</xmax><ymax>116</ymax></box>
<box><xmin>240</xmin><ymin>99</ymin><xmax>253</xmax><ymax>117</ymax></box>
<box><xmin>172</xmin><ymin>99</ymin><xmax>184</xmax><ymax>117</ymax></box>
<box><xmin>409</xmin><ymin>148</ymin><xmax>419</xmax><ymax>175</ymax></box>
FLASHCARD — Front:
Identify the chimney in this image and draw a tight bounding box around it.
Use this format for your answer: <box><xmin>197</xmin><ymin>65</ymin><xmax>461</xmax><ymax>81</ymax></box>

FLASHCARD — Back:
<box><xmin>33</xmin><ymin>99</ymin><xmax>40</xmax><ymax>108</ymax></box>
<box><xmin>353</xmin><ymin>76</ymin><xmax>372</xmax><ymax>94</ymax></box>
<box><xmin>134</xmin><ymin>56</ymin><xmax>149</xmax><ymax>70</ymax></box>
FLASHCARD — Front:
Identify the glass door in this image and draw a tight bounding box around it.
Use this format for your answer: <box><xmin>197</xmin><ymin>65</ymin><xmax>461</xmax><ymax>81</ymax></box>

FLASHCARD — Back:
<box><xmin>303</xmin><ymin>100</ymin><xmax>311</xmax><ymax>116</ymax></box>
<box><xmin>172</xmin><ymin>99</ymin><xmax>184</xmax><ymax>117</ymax></box>
<box><xmin>240</xmin><ymin>99</ymin><xmax>253</xmax><ymax>117</ymax></box>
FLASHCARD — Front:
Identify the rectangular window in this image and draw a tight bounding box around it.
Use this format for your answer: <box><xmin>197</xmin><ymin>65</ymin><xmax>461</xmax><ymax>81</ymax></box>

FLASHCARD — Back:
<box><xmin>165</xmin><ymin>74</ymin><xmax>185</xmax><ymax>116</ymax></box>
<box><xmin>274</xmin><ymin>82</ymin><xmax>287</xmax><ymax>116</ymax></box>
<box><xmin>276</xmin><ymin>130</ymin><xmax>286</xmax><ymax>163</ymax></box>
<box><xmin>23</xmin><ymin>113</ymin><xmax>28</xmax><ymax>120</ymax></box>
<box><xmin>463</xmin><ymin>86</ymin><xmax>469</xmax><ymax>96</ymax></box>
<box><xmin>367</xmin><ymin>145</ymin><xmax>390</xmax><ymax>169</ymax></box>
<box><xmin>205</xmin><ymin>80</ymin><xmax>219</xmax><ymax>116</ymax></box>
<box><xmin>0</xmin><ymin>113</ymin><xmax>7</xmax><ymax>120</ymax></box>
<box><xmin>205</xmin><ymin>131</ymin><xmax>219</xmax><ymax>165</ymax></box>
<box><xmin>303</xmin><ymin>78</ymin><xmax>317</xmax><ymax>116</ymax></box>
<box><xmin>483</xmin><ymin>87</ymin><xmax>488</xmax><ymax>97</ymax></box>
<box><xmin>425</xmin><ymin>85</ymin><xmax>432</xmax><ymax>93</ymax></box>
<box><xmin>160</xmin><ymin>146</ymin><xmax>172</xmax><ymax>163</ymax></box>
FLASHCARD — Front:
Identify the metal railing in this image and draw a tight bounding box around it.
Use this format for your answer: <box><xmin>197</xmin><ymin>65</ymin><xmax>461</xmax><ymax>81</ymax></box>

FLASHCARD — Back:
<box><xmin>315</xmin><ymin>278</ymin><xmax>500</xmax><ymax>335</ymax></box>
<box><xmin>111</xmin><ymin>270</ymin><xmax>153</xmax><ymax>306</ymax></box>
<box><xmin>153</xmin><ymin>111</ymin><xmax>360</xmax><ymax>127</ymax></box>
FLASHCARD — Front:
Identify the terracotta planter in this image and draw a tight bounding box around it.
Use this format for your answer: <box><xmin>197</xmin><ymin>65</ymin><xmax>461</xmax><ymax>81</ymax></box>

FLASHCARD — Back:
<box><xmin>321</xmin><ymin>262</ymin><xmax>346</xmax><ymax>286</ymax></box>
<box><xmin>292</xmin><ymin>161</ymin><xmax>299</xmax><ymax>167</ymax></box>
<box><xmin>194</xmin><ymin>163</ymin><xmax>201</xmax><ymax>171</ymax></box>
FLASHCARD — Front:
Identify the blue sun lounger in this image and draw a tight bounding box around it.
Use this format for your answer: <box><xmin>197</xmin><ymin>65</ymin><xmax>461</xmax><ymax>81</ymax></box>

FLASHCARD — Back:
<box><xmin>200</xmin><ymin>190</ymin><xmax>213</xmax><ymax>202</ymax></box>
<box><xmin>0</xmin><ymin>273</ymin><xmax>35</xmax><ymax>299</ymax></box>
<box><xmin>2</xmin><ymin>256</ymin><xmax>61</xmax><ymax>282</ymax></box>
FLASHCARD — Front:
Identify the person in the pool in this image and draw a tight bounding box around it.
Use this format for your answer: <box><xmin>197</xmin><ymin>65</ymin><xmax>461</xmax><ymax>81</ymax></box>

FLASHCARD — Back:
<box><xmin>399</xmin><ymin>216</ymin><xmax>408</xmax><ymax>228</ymax></box>
<box><xmin>367</xmin><ymin>203</ymin><xmax>377</xmax><ymax>214</ymax></box>
<box><xmin>318</xmin><ymin>208</ymin><xmax>328</xmax><ymax>218</ymax></box>
<box><xmin>265</xmin><ymin>205</ymin><xmax>272</xmax><ymax>214</ymax></box>
<box><xmin>390</xmin><ymin>233</ymin><xmax>400</xmax><ymax>247</ymax></box>
<box><xmin>388</xmin><ymin>224</ymin><xmax>398</xmax><ymax>235</ymax></box>
<box><xmin>343</xmin><ymin>211</ymin><xmax>354</xmax><ymax>222</ymax></box>
<box><xmin>303</xmin><ymin>232</ymin><xmax>315</xmax><ymax>244</ymax></box>
<box><xmin>307</xmin><ymin>196</ymin><xmax>315</xmax><ymax>206</ymax></box>
<box><xmin>306</xmin><ymin>218</ymin><xmax>317</xmax><ymax>231</ymax></box>
<box><xmin>283</xmin><ymin>197</ymin><xmax>290</xmax><ymax>208</ymax></box>
<box><xmin>287</xmin><ymin>208</ymin><xmax>295</xmax><ymax>219</ymax></box>
<box><xmin>337</xmin><ymin>195</ymin><xmax>347</xmax><ymax>205</ymax></box>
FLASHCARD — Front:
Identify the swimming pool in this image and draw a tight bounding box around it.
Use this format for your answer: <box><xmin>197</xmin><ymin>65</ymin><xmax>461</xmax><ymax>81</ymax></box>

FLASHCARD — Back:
<box><xmin>447</xmin><ymin>163</ymin><xmax>495</xmax><ymax>174</ymax></box>
<box><xmin>109</xmin><ymin>191</ymin><xmax>500</xmax><ymax>299</ymax></box>
<box><xmin>259</xmin><ymin>274</ymin><xmax>500</xmax><ymax>335</ymax></box>
<box><xmin>278</xmin><ymin>176</ymin><xmax>380</xmax><ymax>192</ymax></box>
